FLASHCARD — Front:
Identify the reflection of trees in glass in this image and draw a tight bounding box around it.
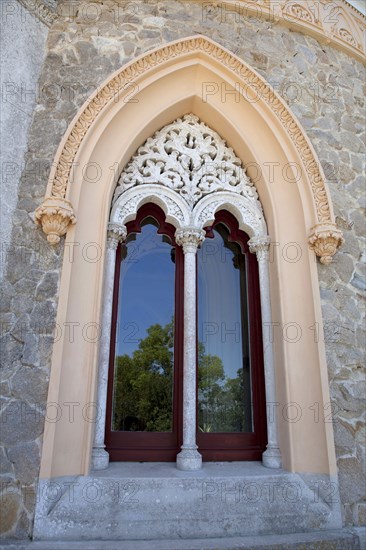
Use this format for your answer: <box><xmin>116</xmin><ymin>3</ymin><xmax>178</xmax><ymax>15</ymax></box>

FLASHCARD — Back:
<box><xmin>112</xmin><ymin>322</ymin><xmax>250</xmax><ymax>433</ymax></box>
<box><xmin>112</xmin><ymin>321</ymin><xmax>174</xmax><ymax>432</ymax></box>
<box><xmin>198</xmin><ymin>342</ymin><xmax>249</xmax><ymax>433</ymax></box>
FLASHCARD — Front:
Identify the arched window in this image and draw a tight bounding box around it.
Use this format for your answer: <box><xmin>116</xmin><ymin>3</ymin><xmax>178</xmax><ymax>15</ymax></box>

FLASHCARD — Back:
<box><xmin>105</xmin><ymin>206</ymin><xmax>267</xmax><ymax>462</ymax></box>
<box><xmin>105</xmin><ymin>204</ymin><xmax>183</xmax><ymax>461</ymax></box>
<box><xmin>93</xmin><ymin>114</ymin><xmax>282</xmax><ymax>471</ymax></box>
<box><xmin>197</xmin><ymin>210</ymin><xmax>267</xmax><ymax>461</ymax></box>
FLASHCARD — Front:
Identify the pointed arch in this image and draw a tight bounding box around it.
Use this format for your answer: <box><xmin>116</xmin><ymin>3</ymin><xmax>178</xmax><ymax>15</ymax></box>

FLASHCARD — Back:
<box><xmin>37</xmin><ymin>36</ymin><xmax>341</xmax><ymax>480</ymax></box>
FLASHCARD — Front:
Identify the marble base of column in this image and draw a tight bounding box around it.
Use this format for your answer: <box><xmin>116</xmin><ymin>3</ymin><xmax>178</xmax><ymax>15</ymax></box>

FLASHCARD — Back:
<box><xmin>91</xmin><ymin>446</ymin><xmax>110</xmax><ymax>470</ymax></box>
<box><xmin>262</xmin><ymin>445</ymin><xmax>282</xmax><ymax>469</ymax></box>
<box><xmin>176</xmin><ymin>447</ymin><xmax>202</xmax><ymax>471</ymax></box>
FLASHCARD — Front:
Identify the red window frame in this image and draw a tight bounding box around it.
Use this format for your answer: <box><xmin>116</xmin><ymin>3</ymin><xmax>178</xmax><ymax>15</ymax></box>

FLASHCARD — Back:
<box><xmin>105</xmin><ymin>203</ymin><xmax>183</xmax><ymax>461</ymax></box>
<box><xmin>105</xmin><ymin>205</ymin><xmax>267</xmax><ymax>462</ymax></box>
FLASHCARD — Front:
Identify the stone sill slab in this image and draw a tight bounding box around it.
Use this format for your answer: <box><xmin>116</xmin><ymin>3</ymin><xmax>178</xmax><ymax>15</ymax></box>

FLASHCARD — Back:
<box><xmin>32</xmin><ymin>462</ymin><xmax>344</xmax><ymax>541</ymax></box>
<box><xmin>0</xmin><ymin>528</ymin><xmax>363</xmax><ymax>549</ymax></box>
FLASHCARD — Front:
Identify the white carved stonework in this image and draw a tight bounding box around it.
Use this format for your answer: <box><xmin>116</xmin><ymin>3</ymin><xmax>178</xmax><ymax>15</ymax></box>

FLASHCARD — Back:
<box><xmin>192</xmin><ymin>192</ymin><xmax>266</xmax><ymax>238</ymax></box>
<box><xmin>115</xmin><ymin>114</ymin><xmax>257</xmax><ymax>209</ymax></box>
<box><xmin>107</xmin><ymin>223</ymin><xmax>127</xmax><ymax>250</ymax></box>
<box><xmin>175</xmin><ymin>227</ymin><xmax>205</xmax><ymax>471</ymax></box>
<box><xmin>175</xmin><ymin>227</ymin><xmax>206</xmax><ymax>253</ymax></box>
<box><xmin>249</xmin><ymin>236</ymin><xmax>271</xmax><ymax>261</ymax></box>
<box><xmin>110</xmin><ymin>184</ymin><xmax>190</xmax><ymax>229</ymax></box>
<box><xmin>92</xmin><ymin>222</ymin><xmax>127</xmax><ymax>470</ymax></box>
<box><xmin>248</xmin><ymin>235</ymin><xmax>282</xmax><ymax>469</ymax></box>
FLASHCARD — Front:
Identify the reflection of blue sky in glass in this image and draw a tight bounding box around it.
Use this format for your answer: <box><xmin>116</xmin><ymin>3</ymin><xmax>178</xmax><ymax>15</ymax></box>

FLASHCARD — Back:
<box><xmin>197</xmin><ymin>229</ymin><xmax>242</xmax><ymax>380</ymax></box>
<box><xmin>116</xmin><ymin>224</ymin><xmax>175</xmax><ymax>356</ymax></box>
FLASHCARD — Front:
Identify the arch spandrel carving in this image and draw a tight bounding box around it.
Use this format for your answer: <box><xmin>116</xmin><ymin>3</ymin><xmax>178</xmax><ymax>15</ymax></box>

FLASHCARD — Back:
<box><xmin>35</xmin><ymin>35</ymin><xmax>343</xmax><ymax>264</ymax></box>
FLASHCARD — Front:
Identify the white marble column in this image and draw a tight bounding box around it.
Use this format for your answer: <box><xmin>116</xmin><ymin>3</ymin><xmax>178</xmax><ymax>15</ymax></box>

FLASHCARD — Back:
<box><xmin>249</xmin><ymin>236</ymin><xmax>282</xmax><ymax>469</ymax></box>
<box><xmin>92</xmin><ymin>222</ymin><xmax>127</xmax><ymax>470</ymax></box>
<box><xmin>175</xmin><ymin>227</ymin><xmax>206</xmax><ymax>471</ymax></box>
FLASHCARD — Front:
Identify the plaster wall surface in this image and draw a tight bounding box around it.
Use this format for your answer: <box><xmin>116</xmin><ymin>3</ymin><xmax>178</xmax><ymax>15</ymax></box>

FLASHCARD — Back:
<box><xmin>0</xmin><ymin>0</ymin><xmax>365</xmax><ymax>538</ymax></box>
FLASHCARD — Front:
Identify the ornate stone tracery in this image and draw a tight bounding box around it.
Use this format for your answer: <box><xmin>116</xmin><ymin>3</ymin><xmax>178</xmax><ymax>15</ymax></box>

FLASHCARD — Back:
<box><xmin>111</xmin><ymin>115</ymin><xmax>266</xmax><ymax>240</ymax></box>
<box><xmin>117</xmin><ymin>114</ymin><xmax>257</xmax><ymax>209</ymax></box>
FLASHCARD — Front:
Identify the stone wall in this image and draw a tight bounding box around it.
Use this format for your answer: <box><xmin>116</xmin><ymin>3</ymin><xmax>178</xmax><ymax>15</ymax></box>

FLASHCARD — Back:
<box><xmin>0</xmin><ymin>0</ymin><xmax>364</xmax><ymax>538</ymax></box>
<box><xmin>0</xmin><ymin>2</ymin><xmax>49</xmax><ymax>280</ymax></box>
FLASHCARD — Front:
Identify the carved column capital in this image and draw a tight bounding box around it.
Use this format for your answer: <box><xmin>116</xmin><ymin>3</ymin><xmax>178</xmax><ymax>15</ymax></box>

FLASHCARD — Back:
<box><xmin>175</xmin><ymin>227</ymin><xmax>206</xmax><ymax>254</ymax></box>
<box><xmin>308</xmin><ymin>224</ymin><xmax>344</xmax><ymax>265</ymax></box>
<box><xmin>248</xmin><ymin>236</ymin><xmax>271</xmax><ymax>261</ymax></box>
<box><xmin>107</xmin><ymin>222</ymin><xmax>127</xmax><ymax>250</ymax></box>
<box><xmin>35</xmin><ymin>197</ymin><xmax>76</xmax><ymax>245</ymax></box>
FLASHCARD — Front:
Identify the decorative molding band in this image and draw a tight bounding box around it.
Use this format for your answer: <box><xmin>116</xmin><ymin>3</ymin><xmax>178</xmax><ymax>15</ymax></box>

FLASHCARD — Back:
<box><xmin>200</xmin><ymin>0</ymin><xmax>365</xmax><ymax>63</ymax></box>
<box><xmin>18</xmin><ymin>0</ymin><xmax>57</xmax><ymax>27</ymax></box>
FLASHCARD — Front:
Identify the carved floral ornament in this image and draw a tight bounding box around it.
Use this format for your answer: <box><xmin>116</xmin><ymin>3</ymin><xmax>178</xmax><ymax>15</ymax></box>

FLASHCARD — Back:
<box><xmin>34</xmin><ymin>37</ymin><xmax>344</xmax><ymax>263</ymax></box>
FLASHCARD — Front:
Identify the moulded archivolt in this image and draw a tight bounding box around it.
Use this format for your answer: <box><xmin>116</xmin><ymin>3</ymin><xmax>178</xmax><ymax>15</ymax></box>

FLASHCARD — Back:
<box><xmin>110</xmin><ymin>184</ymin><xmax>191</xmax><ymax>229</ymax></box>
<box><xmin>37</xmin><ymin>37</ymin><xmax>342</xmax><ymax>223</ymax></box>
<box><xmin>192</xmin><ymin>192</ymin><xmax>267</xmax><ymax>239</ymax></box>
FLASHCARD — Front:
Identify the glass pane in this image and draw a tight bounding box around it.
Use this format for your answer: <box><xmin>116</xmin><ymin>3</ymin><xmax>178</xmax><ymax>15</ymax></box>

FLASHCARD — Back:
<box><xmin>111</xmin><ymin>221</ymin><xmax>175</xmax><ymax>432</ymax></box>
<box><xmin>197</xmin><ymin>223</ymin><xmax>253</xmax><ymax>433</ymax></box>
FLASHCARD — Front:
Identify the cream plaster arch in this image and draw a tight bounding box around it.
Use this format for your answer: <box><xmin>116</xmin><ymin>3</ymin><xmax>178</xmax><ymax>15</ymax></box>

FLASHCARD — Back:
<box><xmin>37</xmin><ymin>36</ymin><xmax>341</xmax><ymax>479</ymax></box>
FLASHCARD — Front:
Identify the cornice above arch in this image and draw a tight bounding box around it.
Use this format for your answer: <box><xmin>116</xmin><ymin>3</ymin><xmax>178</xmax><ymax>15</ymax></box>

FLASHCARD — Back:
<box><xmin>35</xmin><ymin>35</ymin><xmax>343</xmax><ymax>263</ymax></box>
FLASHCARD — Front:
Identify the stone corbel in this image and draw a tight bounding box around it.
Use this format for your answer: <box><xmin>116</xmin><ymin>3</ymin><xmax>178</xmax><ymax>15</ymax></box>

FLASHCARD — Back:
<box><xmin>308</xmin><ymin>224</ymin><xmax>344</xmax><ymax>265</ymax></box>
<box><xmin>35</xmin><ymin>197</ymin><xmax>76</xmax><ymax>245</ymax></box>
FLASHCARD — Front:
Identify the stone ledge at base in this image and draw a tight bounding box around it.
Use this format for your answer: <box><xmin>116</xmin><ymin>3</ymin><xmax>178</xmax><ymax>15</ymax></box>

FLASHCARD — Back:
<box><xmin>32</xmin><ymin>462</ymin><xmax>344</xmax><ymax>541</ymax></box>
<box><xmin>0</xmin><ymin>529</ymin><xmax>363</xmax><ymax>550</ymax></box>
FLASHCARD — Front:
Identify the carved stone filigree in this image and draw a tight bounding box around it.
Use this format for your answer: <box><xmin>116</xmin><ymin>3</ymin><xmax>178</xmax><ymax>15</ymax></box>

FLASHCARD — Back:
<box><xmin>193</xmin><ymin>191</ymin><xmax>266</xmax><ymax>238</ymax></box>
<box><xmin>282</xmin><ymin>2</ymin><xmax>315</xmax><ymax>25</ymax></box>
<box><xmin>111</xmin><ymin>184</ymin><xmax>190</xmax><ymax>229</ymax></box>
<box><xmin>117</xmin><ymin>114</ymin><xmax>255</xmax><ymax>209</ymax></box>
<box><xmin>34</xmin><ymin>197</ymin><xmax>76</xmax><ymax>244</ymax></box>
<box><xmin>107</xmin><ymin>223</ymin><xmax>127</xmax><ymax>250</ymax></box>
<box><xmin>338</xmin><ymin>27</ymin><xmax>358</xmax><ymax>47</ymax></box>
<box><xmin>308</xmin><ymin>224</ymin><xmax>345</xmax><ymax>265</ymax></box>
<box><xmin>248</xmin><ymin>236</ymin><xmax>271</xmax><ymax>261</ymax></box>
<box><xmin>175</xmin><ymin>227</ymin><xmax>206</xmax><ymax>254</ymax></box>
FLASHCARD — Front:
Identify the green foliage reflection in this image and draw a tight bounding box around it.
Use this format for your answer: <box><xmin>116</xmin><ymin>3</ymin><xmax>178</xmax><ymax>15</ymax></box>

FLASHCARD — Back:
<box><xmin>112</xmin><ymin>322</ymin><xmax>249</xmax><ymax>433</ymax></box>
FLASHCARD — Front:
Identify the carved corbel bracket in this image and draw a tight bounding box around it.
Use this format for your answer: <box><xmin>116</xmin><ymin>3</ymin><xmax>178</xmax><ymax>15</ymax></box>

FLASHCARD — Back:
<box><xmin>35</xmin><ymin>197</ymin><xmax>76</xmax><ymax>245</ymax></box>
<box><xmin>308</xmin><ymin>224</ymin><xmax>344</xmax><ymax>265</ymax></box>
